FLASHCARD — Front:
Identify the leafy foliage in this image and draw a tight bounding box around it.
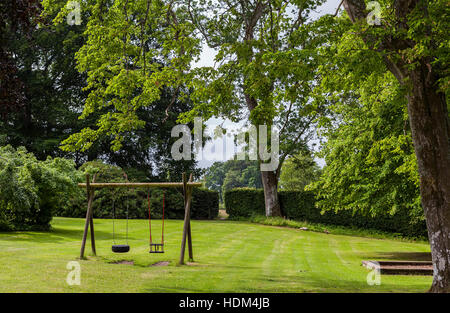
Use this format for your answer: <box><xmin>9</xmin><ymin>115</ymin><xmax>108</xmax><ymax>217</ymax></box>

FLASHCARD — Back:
<box><xmin>1</xmin><ymin>0</ymin><xmax>200</xmax><ymax>180</ymax></box>
<box><xmin>44</xmin><ymin>0</ymin><xmax>201</xmax><ymax>152</ymax></box>
<box><xmin>0</xmin><ymin>0</ymin><xmax>88</xmax><ymax>161</ymax></box>
<box><xmin>0</xmin><ymin>145</ymin><xmax>81</xmax><ymax>231</ymax></box>
<box><xmin>279</xmin><ymin>151</ymin><xmax>321</xmax><ymax>191</ymax></box>
<box><xmin>306</xmin><ymin>13</ymin><xmax>423</xmax><ymax>223</ymax></box>
<box><xmin>179</xmin><ymin>0</ymin><xmax>328</xmax><ymax>171</ymax></box>
<box><xmin>203</xmin><ymin>159</ymin><xmax>262</xmax><ymax>203</ymax></box>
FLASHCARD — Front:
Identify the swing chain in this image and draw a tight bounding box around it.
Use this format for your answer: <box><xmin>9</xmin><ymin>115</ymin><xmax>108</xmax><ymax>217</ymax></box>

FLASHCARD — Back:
<box><xmin>148</xmin><ymin>189</ymin><xmax>165</xmax><ymax>253</ymax></box>
<box><xmin>126</xmin><ymin>192</ymin><xmax>129</xmax><ymax>245</ymax></box>
<box><xmin>112</xmin><ymin>198</ymin><xmax>115</xmax><ymax>244</ymax></box>
<box><xmin>112</xmin><ymin>191</ymin><xmax>129</xmax><ymax>245</ymax></box>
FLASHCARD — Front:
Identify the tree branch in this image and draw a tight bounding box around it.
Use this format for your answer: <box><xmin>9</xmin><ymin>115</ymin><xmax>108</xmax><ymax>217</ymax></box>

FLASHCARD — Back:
<box><xmin>333</xmin><ymin>0</ymin><xmax>344</xmax><ymax>17</ymax></box>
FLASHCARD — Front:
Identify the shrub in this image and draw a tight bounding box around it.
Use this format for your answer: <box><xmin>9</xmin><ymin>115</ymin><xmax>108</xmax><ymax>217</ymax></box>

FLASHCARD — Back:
<box><xmin>0</xmin><ymin>145</ymin><xmax>81</xmax><ymax>231</ymax></box>
<box><xmin>192</xmin><ymin>188</ymin><xmax>219</xmax><ymax>219</ymax></box>
<box><xmin>224</xmin><ymin>188</ymin><xmax>265</xmax><ymax>218</ymax></box>
<box><xmin>224</xmin><ymin>188</ymin><xmax>427</xmax><ymax>237</ymax></box>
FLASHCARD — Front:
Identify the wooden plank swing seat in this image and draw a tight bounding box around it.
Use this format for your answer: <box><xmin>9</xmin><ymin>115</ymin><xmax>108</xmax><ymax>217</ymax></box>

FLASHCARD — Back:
<box><xmin>149</xmin><ymin>243</ymin><xmax>164</xmax><ymax>253</ymax></box>
<box><xmin>78</xmin><ymin>172</ymin><xmax>198</xmax><ymax>265</ymax></box>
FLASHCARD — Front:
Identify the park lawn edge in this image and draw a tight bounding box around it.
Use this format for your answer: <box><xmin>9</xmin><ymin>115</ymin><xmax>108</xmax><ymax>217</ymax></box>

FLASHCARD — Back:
<box><xmin>229</xmin><ymin>215</ymin><xmax>429</xmax><ymax>244</ymax></box>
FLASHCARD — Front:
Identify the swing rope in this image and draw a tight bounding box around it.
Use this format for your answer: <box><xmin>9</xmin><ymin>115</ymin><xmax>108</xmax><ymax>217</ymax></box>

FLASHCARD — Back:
<box><xmin>148</xmin><ymin>190</ymin><xmax>152</xmax><ymax>244</ymax></box>
<box><xmin>147</xmin><ymin>190</ymin><xmax>165</xmax><ymax>246</ymax></box>
<box><xmin>113</xmin><ymin>198</ymin><xmax>115</xmax><ymax>244</ymax></box>
<box><xmin>112</xmin><ymin>194</ymin><xmax>129</xmax><ymax>245</ymax></box>
<box><xmin>126</xmin><ymin>196</ymin><xmax>129</xmax><ymax>245</ymax></box>
<box><xmin>162</xmin><ymin>191</ymin><xmax>165</xmax><ymax>244</ymax></box>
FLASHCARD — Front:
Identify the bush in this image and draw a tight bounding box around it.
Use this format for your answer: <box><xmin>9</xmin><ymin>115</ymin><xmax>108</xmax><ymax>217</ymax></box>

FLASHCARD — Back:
<box><xmin>55</xmin><ymin>160</ymin><xmax>219</xmax><ymax>220</ymax></box>
<box><xmin>224</xmin><ymin>188</ymin><xmax>265</xmax><ymax>218</ymax></box>
<box><xmin>224</xmin><ymin>188</ymin><xmax>427</xmax><ymax>238</ymax></box>
<box><xmin>0</xmin><ymin>145</ymin><xmax>81</xmax><ymax>231</ymax></box>
<box><xmin>192</xmin><ymin>188</ymin><xmax>219</xmax><ymax>219</ymax></box>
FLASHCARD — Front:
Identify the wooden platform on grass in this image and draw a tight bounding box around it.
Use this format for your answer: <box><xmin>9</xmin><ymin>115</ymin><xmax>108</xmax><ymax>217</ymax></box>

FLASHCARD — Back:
<box><xmin>362</xmin><ymin>260</ymin><xmax>433</xmax><ymax>276</ymax></box>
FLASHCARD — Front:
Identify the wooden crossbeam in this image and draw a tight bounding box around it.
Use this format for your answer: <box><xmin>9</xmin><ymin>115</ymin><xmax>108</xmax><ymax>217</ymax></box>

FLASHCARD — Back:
<box><xmin>78</xmin><ymin>182</ymin><xmax>202</xmax><ymax>188</ymax></box>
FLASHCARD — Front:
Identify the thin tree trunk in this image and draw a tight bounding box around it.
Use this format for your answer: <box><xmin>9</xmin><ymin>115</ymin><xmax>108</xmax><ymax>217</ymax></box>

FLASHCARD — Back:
<box><xmin>260</xmin><ymin>170</ymin><xmax>282</xmax><ymax>217</ymax></box>
<box><xmin>407</xmin><ymin>67</ymin><xmax>450</xmax><ymax>293</ymax></box>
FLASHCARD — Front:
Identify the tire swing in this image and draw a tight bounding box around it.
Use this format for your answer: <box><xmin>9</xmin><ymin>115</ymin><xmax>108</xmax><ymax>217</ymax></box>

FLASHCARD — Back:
<box><xmin>111</xmin><ymin>195</ymin><xmax>130</xmax><ymax>253</ymax></box>
<box><xmin>147</xmin><ymin>190</ymin><xmax>165</xmax><ymax>253</ymax></box>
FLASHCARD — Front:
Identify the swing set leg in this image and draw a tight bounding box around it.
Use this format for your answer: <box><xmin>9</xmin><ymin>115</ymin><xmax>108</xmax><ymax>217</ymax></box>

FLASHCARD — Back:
<box><xmin>80</xmin><ymin>174</ymin><xmax>96</xmax><ymax>259</ymax></box>
<box><xmin>179</xmin><ymin>173</ymin><xmax>194</xmax><ymax>265</ymax></box>
<box><xmin>187</xmin><ymin>222</ymin><xmax>193</xmax><ymax>262</ymax></box>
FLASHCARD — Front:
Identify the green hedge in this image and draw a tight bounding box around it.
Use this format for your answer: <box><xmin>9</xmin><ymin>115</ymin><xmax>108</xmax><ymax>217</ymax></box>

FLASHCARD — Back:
<box><xmin>224</xmin><ymin>188</ymin><xmax>427</xmax><ymax>237</ymax></box>
<box><xmin>192</xmin><ymin>188</ymin><xmax>220</xmax><ymax>220</ymax></box>
<box><xmin>224</xmin><ymin>188</ymin><xmax>265</xmax><ymax>218</ymax></box>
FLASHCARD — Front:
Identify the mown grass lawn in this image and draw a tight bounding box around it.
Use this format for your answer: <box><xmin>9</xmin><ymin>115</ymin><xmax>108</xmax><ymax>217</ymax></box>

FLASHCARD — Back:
<box><xmin>0</xmin><ymin>217</ymin><xmax>432</xmax><ymax>292</ymax></box>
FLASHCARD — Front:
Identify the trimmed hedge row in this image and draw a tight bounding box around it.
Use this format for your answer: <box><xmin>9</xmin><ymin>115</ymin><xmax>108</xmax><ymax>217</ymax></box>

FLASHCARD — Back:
<box><xmin>55</xmin><ymin>187</ymin><xmax>219</xmax><ymax>220</ymax></box>
<box><xmin>224</xmin><ymin>188</ymin><xmax>427</xmax><ymax>237</ymax></box>
<box><xmin>191</xmin><ymin>188</ymin><xmax>220</xmax><ymax>220</ymax></box>
<box><xmin>225</xmin><ymin>188</ymin><xmax>265</xmax><ymax>217</ymax></box>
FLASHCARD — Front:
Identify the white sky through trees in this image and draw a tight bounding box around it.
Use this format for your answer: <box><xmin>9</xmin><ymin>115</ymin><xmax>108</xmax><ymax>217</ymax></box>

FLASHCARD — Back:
<box><xmin>194</xmin><ymin>0</ymin><xmax>338</xmax><ymax>168</ymax></box>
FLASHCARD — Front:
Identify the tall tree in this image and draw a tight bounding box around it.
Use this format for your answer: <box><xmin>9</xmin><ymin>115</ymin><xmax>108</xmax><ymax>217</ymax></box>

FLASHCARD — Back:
<box><xmin>1</xmin><ymin>4</ymin><xmax>87</xmax><ymax>161</ymax></box>
<box><xmin>179</xmin><ymin>0</ymin><xmax>325</xmax><ymax>216</ymax></box>
<box><xmin>0</xmin><ymin>0</ymin><xmax>41</xmax><ymax>120</ymax></box>
<box><xmin>279</xmin><ymin>150</ymin><xmax>321</xmax><ymax>191</ymax></box>
<box><xmin>338</xmin><ymin>0</ymin><xmax>449</xmax><ymax>292</ymax></box>
<box><xmin>204</xmin><ymin>159</ymin><xmax>262</xmax><ymax>203</ymax></box>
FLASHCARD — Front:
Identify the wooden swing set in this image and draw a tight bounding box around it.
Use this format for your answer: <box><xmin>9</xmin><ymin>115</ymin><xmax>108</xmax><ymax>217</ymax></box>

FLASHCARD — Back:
<box><xmin>78</xmin><ymin>172</ymin><xmax>202</xmax><ymax>265</ymax></box>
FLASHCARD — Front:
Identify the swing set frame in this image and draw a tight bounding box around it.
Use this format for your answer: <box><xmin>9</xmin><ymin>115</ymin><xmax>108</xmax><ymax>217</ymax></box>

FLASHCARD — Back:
<box><xmin>78</xmin><ymin>172</ymin><xmax>201</xmax><ymax>265</ymax></box>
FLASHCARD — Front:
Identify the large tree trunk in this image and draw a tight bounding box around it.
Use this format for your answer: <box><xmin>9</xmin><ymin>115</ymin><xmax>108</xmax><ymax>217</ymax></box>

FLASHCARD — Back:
<box><xmin>342</xmin><ymin>0</ymin><xmax>450</xmax><ymax>292</ymax></box>
<box><xmin>260</xmin><ymin>170</ymin><xmax>282</xmax><ymax>217</ymax></box>
<box><xmin>407</xmin><ymin>66</ymin><xmax>450</xmax><ymax>293</ymax></box>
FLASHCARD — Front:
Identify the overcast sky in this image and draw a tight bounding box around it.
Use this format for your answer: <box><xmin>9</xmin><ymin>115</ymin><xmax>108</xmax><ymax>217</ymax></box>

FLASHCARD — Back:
<box><xmin>193</xmin><ymin>0</ymin><xmax>340</xmax><ymax>169</ymax></box>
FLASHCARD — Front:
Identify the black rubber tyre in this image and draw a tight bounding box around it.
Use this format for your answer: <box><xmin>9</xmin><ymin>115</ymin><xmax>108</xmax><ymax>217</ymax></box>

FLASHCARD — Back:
<box><xmin>112</xmin><ymin>244</ymin><xmax>130</xmax><ymax>253</ymax></box>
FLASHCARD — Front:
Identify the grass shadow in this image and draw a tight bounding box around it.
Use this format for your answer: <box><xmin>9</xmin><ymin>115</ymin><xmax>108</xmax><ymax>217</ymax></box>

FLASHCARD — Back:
<box><xmin>361</xmin><ymin>251</ymin><xmax>431</xmax><ymax>262</ymax></box>
<box><xmin>0</xmin><ymin>227</ymin><xmax>135</xmax><ymax>243</ymax></box>
<box><xmin>254</xmin><ymin>273</ymin><xmax>429</xmax><ymax>293</ymax></box>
